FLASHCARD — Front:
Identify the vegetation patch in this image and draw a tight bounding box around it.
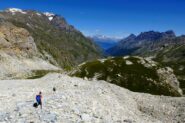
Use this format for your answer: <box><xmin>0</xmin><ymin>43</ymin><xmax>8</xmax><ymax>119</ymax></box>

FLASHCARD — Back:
<box><xmin>71</xmin><ymin>56</ymin><xmax>181</xmax><ymax>96</ymax></box>
<box><xmin>27</xmin><ymin>70</ymin><xmax>62</xmax><ymax>79</ymax></box>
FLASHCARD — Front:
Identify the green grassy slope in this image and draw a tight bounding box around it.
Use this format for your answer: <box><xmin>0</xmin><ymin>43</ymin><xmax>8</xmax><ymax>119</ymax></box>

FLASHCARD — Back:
<box><xmin>71</xmin><ymin>56</ymin><xmax>182</xmax><ymax>96</ymax></box>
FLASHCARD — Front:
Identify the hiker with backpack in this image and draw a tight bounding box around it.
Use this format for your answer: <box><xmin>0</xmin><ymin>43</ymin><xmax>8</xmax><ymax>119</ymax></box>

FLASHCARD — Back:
<box><xmin>34</xmin><ymin>91</ymin><xmax>42</xmax><ymax>109</ymax></box>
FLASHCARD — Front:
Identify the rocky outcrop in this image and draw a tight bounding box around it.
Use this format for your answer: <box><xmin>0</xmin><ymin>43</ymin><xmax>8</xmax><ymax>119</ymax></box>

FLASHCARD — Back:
<box><xmin>0</xmin><ymin>73</ymin><xmax>184</xmax><ymax>123</ymax></box>
<box><xmin>0</xmin><ymin>21</ymin><xmax>60</xmax><ymax>79</ymax></box>
<box><xmin>51</xmin><ymin>15</ymin><xmax>76</xmax><ymax>32</ymax></box>
<box><xmin>0</xmin><ymin>21</ymin><xmax>37</xmax><ymax>56</ymax></box>
<box><xmin>71</xmin><ymin>56</ymin><xmax>182</xmax><ymax>96</ymax></box>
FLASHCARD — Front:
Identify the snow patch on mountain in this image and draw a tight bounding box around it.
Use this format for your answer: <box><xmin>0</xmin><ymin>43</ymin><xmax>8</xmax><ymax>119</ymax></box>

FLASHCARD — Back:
<box><xmin>48</xmin><ymin>16</ymin><xmax>53</xmax><ymax>21</ymax></box>
<box><xmin>90</xmin><ymin>35</ymin><xmax>121</xmax><ymax>42</ymax></box>
<box><xmin>6</xmin><ymin>8</ymin><xmax>27</xmax><ymax>14</ymax></box>
<box><xmin>43</xmin><ymin>12</ymin><xmax>55</xmax><ymax>17</ymax></box>
<box><xmin>36</xmin><ymin>12</ymin><xmax>41</xmax><ymax>16</ymax></box>
<box><xmin>43</xmin><ymin>12</ymin><xmax>55</xmax><ymax>21</ymax></box>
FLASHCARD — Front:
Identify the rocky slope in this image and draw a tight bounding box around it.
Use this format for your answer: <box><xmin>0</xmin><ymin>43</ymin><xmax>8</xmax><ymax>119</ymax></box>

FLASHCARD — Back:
<box><xmin>0</xmin><ymin>20</ymin><xmax>60</xmax><ymax>79</ymax></box>
<box><xmin>71</xmin><ymin>56</ymin><xmax>182</xmax><ymax>96</ymax></box>
<box><xmin>0</xmin><ymin>8</ymin><xmax>102</xmax><ymax>69</ymax></box>
<box><xmin>0</xmin><ymin>73</ymin><xmax>185</xmax><ymax>123</ymax></box>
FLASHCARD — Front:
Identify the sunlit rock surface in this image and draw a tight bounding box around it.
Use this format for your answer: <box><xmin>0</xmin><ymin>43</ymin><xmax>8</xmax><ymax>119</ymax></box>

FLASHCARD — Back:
<box><xmin>0</xmin><ymin>73</ymin><xmax>185</xmax><ymax>123</ymax></box>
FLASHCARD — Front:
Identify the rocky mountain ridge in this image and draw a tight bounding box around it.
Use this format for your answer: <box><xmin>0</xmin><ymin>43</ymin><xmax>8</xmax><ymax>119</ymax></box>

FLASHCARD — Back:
<box><xmin>0</xmin><ymin>8</ymin><xmax>102</xmax><ymax>70</ymax></box>
<box><xmin>106</xmin><ymin>30</ymin><xmax>177</xmax><ymax>56</ymax></box>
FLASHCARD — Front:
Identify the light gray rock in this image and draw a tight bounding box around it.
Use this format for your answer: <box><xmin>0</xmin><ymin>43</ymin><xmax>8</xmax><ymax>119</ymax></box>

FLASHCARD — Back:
<box><xmin>0</xmin><ymin>73</ymin><xmax>184</xmax><ymax>123</ymax></box>
<box><xmin>157</xmin><ymin>67</ymin><xmax>183</xmax><ymax>95</ymax></box>
<box><xmin>81</xmin><ymin>113</ymin><xmax>92</xmax><ymax>121</ymax></box>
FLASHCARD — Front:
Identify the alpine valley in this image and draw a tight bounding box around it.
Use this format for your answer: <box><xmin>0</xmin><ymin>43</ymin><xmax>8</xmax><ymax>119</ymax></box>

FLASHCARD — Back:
<box><xmin>0</xmin><ymin>8</ymin><xmax>185</xmax><ymax>123</ymax></box>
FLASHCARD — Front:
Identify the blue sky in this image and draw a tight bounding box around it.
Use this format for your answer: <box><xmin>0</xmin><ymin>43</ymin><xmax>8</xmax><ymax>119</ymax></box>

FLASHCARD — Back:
<box><xmin>0</xmin><ymin>0</ymin><xmax>185</xmax><ymax>38</ymax></box>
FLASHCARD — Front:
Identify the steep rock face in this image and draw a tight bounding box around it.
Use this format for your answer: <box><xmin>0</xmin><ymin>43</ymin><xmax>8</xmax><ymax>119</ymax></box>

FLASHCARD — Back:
<box><xmin>50</xmin><ymin>15</ymin><xmax>76</xmax><ymax>32</ymax></box>
<box><xmin>0</xmin><ymin>73</ymin><xmax>184</xmax><ymax>123</ymax></box>
<box><xmin>0</xmin><ymin>21</ymin><xmax>37</xmax><ymax>55</ymax></box>
<box><xmin>71</xmin><ymin>56</ymin><xmax>182</xmax><ymax>96</ymax></box>
<box><xmin>0</xmin><ymin>21</ymin><xmax>59</xmax><ymax>79</ymax></box>
<box><xmin>0</xmin><ymin>8</ymin><xmax>102</xmax><ymax>69</ymax></box>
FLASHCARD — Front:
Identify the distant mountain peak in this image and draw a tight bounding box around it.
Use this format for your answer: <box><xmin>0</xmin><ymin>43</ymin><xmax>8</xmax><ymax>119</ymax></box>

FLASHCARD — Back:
<box><xmin>127</xmin><ymin>34</ymin><xmax>136</xmax><ymax>39</ymax></box>
<box><xmin>136</xmin><ymin>31</ymin><xmax>161</xmax><ymax>40</ymax></box>
<box><xmin>139</xmin><ymin>30</ymin><xmax>160</xmax><ymax>36</ymax></box>
<box><xmin>118</xmin><ymin>34</ymin><xmax>136</xmax><ymax>43</ymax></box>
<box><xmin>89</xmin><ymin>35</ymin><xmax>120</xmax><ymax>50</ymax></box>
<box><xmin>93</xmin><ymin>35</ymin><xmax>108</xmax><ymax>39</ymax></box>
<box><xmin>163</xmin><ymin>30</ymin><xmax>176</xmax><ymax>37</ymax></box>
<box><xmin>91</xmin><ymin>35</ymin><xmax>122</xmax><ymax>41</ymax></box>
<box><xmin>136</xmin><ymin>30</ymin><xmax>176</xmax><ymax>41</ymax></box>
<box><xmin>129</xmin><ymin>33</ymin><xmax>136</xmax><ymax>37</ymax></box>
<box><xmin>106</xmin><ymin>30</ymin><xmax>180</xmax><ymax>56</ymax></box>
<box><xmin>165</xmin><ymin>30</ymin><xmax>174</xmax><ymax>34</ymax></box>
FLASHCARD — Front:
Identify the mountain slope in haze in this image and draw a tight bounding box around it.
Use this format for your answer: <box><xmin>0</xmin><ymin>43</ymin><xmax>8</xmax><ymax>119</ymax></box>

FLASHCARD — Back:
<box><xmin>71</xmin><ymin>56</ymin><xmax>182</xmax><ymax>96</ymax></box>
<box><xmin>89</xmin><ymin>35</ymin><xmax>119</xmax><ymax>50</ymax></box>
<box><xmin>106</xmin><ymin>34</ymin><xmax>137</xmax><ymax>56</ymax></box>
<box><xmin>106</xmin><ymin>30</ymin><xmax>176</xmax><ymax>56</ymax></box>
<box><xmin>0</xmin><ymin>8</ymin><xmax>102</xmax><ymax>69</ymax></box>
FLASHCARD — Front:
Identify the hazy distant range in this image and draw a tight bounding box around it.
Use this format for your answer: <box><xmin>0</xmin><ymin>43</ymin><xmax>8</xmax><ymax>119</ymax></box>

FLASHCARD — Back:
<box><xmin>89</xmin><ymin>35</ymin><xmax>121</xmax><ymax>50</ymax></box>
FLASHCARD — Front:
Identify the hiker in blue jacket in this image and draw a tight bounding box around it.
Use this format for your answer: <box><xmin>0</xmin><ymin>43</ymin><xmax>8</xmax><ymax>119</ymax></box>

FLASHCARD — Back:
<box><xmin>36</xmin><ymin>91</ymin><xmax>42</xmax><ymax>109</ymax></box>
